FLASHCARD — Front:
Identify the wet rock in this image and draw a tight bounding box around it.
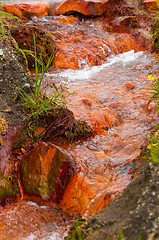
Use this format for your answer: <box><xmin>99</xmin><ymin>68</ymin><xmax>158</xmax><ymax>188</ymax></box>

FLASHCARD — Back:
<box><xmin>125</xmin><ymin>83</ymin><xmax>135</xmax><ymax>90</ymax></box>
<box><xmin>52</xmin><ymin>28</ymin><xmax>146</xmax><ymax>69</ymax></box>
<box><xmin>76</xmin><ymin>162</ymin><xmax>159</xmax><ymax>240</ymax></box>
<box><xmin>143</xmin><ymin>0</ymin><xmax>159</xmax><ymax>10</ymax></box>
<box><xmin>0</xmin><ymin>125</ymin><xmax>23</xmax><ymax>202</ymax></box>
<box><xmin>8</xmin><ymin>14</ymin><xmax>153</xmax><ymax>71</ymax></box>
<box><xmin>2</xmin><ymin>3</ymin><xmax>51</xmax><ymax>19</ymax></box>
<box><xmin>20</xmin><ymin>141</ymin><xmax>78</xmax><ymax>203</ymax></box>
<box><xmin>59</xmin><ymin>175</ymin><xmax>94</xmax><ymax>216</ymax></box>
<box><xmin>54</xmin><ymin>0</ymin><xmax>111</xmax><ymax>16</ymax></box>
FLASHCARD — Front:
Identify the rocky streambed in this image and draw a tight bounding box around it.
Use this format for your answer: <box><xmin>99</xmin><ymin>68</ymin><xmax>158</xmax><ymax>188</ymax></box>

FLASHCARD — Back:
<box><xmin>0</xmin><ymin>0</ymin><xmax>159</xmax><ymax>239</ymax></box>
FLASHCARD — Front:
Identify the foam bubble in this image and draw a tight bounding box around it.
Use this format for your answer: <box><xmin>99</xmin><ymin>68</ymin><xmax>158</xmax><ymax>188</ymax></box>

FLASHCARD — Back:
<box><xmin>46</xmin><ymin>50</ymin><xmax>144</xmax><ymax>82</ymax></box>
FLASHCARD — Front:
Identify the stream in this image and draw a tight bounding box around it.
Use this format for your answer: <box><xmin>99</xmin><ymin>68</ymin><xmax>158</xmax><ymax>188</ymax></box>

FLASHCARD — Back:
<box><xmin>0</xmin><ymin>2</ymin><xmax>159</xmax><ymax>239</ymax></box>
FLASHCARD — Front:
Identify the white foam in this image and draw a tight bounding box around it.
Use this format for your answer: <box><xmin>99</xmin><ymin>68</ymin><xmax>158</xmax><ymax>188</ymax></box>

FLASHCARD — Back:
<box><xmin>22</xmin><ymin>230</ymin><xmax>63</xmax><ymax>240</ymax></box>
<box><xmin>46</xmin><ymin>50</ymin><xmax>144</xmax><ymax>82</ymax></box>
<box><xmin>27</xmin><ymin>201</ymin><xmax>38</xmax><ymax>207</ymax></box>
<box><xmin>23</xmin><ymin>233</ymin><xmax>36</xmax><ymax>240</ymax></box>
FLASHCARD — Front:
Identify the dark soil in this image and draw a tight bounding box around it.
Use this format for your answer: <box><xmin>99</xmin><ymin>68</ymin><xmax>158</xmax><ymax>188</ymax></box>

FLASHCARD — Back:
<box><xmin>0</xmin><ymin>26</ymin><xmax>33</xmax><ymax>126</ymax></box>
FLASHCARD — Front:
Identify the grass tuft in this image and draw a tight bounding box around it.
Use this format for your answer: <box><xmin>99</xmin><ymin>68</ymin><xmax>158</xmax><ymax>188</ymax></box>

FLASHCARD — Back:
<box><xmin>17</xmin><ymin>34</ymin><xmax>70</xmax><ymax>123</ymax></box>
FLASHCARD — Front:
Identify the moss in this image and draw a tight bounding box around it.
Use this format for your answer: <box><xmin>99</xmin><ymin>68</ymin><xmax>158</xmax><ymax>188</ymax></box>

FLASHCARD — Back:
<box><xmin>0</xmin><ymin>186</ymin><xmax>6</xmax><ymax>200</ymax></box>
<box><xmin>153</xmin><ymin>17</ymin><xmax>159</xmax><ymax>50</ymax></box>
<box><xmin>0</xmin><ymin>175</ymin><xmax>18</xmax><ymax>200</ymax></box>
<box><xmin>75</xmin><ymin>120</ymin><xmax>91</xmax><ymax>136</ymax></box>
<box><xmin>20</xmin><ymin>143</ymin><xmax>65</xmax><ymax>200</ymax></box>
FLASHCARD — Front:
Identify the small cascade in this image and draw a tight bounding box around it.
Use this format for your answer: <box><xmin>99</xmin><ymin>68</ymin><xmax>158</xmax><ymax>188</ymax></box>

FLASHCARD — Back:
<box><xmin>0</xmin><ymin>50</ymin><xmax>158</xmax><ymax>240</ymax></box>
<box><xmin>44</xmin><ymin>50</ymin><xmax>159</xmax><ymax>217</ymax></box>
<box><xmin>0</xmin><ymin>0</ymin><xmax>159</xmax><ymax>239</ymax></box>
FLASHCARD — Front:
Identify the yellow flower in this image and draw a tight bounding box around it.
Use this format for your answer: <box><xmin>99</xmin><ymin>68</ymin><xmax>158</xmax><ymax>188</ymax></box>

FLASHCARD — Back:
<box><xmin>147</xmin><ymin>75</ymin><xmax>155</xmax><ymax>81</ymax></box>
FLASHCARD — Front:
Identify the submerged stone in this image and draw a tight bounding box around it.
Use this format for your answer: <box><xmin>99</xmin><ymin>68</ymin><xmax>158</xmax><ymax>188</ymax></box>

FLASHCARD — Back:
<box><xmin>20</xmin><ymin>141</ymin><xmax>78</xmax><ymax>203</ymax></box>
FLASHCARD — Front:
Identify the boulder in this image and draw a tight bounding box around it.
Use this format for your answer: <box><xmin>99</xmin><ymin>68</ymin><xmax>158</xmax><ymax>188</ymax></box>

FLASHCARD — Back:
<box><xmin>54</xmin><ymin>0</ymin><xmax>111</xmax><ymax>16</ymax></box>
<box><xmin>20</xmin><ymin>141</ymin><xmax>78</xmax><ymax>203</ymax></box>
<box><xmin>143</xmin><ymin>0</ymin><xmax>159</xmax><ymax>10</ymax></box>
<box><xmin>2</xmin><ymin>3</ymin><xmax>51</xmax><ymax>19</ymax></box>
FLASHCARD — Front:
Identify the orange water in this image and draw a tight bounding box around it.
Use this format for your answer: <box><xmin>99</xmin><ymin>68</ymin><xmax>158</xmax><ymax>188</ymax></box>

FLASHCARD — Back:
<box><xmin>1</xmin><ymin>53</ymin><xmax>159</xmax><ymax>240</ymax></box>
<box><xmin>0</xmin><ymin>13</ymin><xmax>159</xmax><ymax>240</ymax></box>
<box><xmin>44</xmin><ymin>50</ymin><xmax>159</xmax><ymax>218</ymax></box>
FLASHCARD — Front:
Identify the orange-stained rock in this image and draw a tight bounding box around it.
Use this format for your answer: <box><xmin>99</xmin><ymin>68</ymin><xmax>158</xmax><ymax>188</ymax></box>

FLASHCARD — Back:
<box><xmin>59</xmin><ymin>175</ymin><xmax>94</xmax><ymax>216</ymax></box>
<box><xmin>2</xmin><ymin>4</ymin><xmax>23</xmax><ymax>18</ymax></box>
<box><xmin>143</xmin><ymin>0</ymin><xmax>159</xmax><ymax>10</ymax></box>
<box><xmin>3</xmin><ymin>3</ymin><xmax>51</xmax><ymax>19</ymax></box>
<box><xmin>20</xmin><ymin>142</ymin><xmax>78</xmax><ymax>202</ymax></box>
<box><xmin>9</xmin><ymin>13</ymin><xmax>153</xmax><ymax>71</ymax></box>
<box><xmin>60</xmin><ymin>174</ymin><xmax>129</xmax><ymax>217</ymax></box>
<box><xmin>125</xmin><ymin>83</ymin><xmax>135</xmax><ymax>91</ymax></box>
<box><xmin>52</xmin><ymin>30</ymin><xmax>145</xmax><ymax>69</ymax></box>
<box><xmin>52</xmin><ymin>32</ymin><xmax>112</xmax><ymax>69</ymax></box>
<box><xmin>87</xmin><ymin>109</ymin><xmax>117</xmax><ymax>135</ymax></box>
<box><xmin>54</xmin><ymin>0</ymin><xmax>111</xmax><ymax>16</ymax></box>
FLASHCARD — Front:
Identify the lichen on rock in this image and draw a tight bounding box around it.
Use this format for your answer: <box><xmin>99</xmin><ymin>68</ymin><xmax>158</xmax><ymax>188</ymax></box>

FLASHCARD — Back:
<box><xmin>0</xmin><ymin>115</ymin><xmax>7</xmax><ymax>146</ymax></box>
<box><xmin>20</xmin><ymin>141</ymin><xmax>78</xmax><ymax>202</ymax></box>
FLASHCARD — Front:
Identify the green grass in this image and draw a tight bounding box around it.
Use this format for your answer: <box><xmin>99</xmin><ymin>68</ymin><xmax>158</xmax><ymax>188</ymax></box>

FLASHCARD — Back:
<box><xmin>143</xmin><ymin>6</ymin><xmax>159</xmax><ymax>164</ymax></box>
<box><xmin>65</xmin><ymin>218</ymin><xmax>85</xmax><ymax>240</ymax></box>
<box><xmin>149</xmin><ymin>75</ymin><xmax>159</xmax><ymax>110</ymax></box>
<box><xmin>119</xmin><ymin>231</ymin><xmax>142</xmax><ymax>240</ymax></box>
<box><xmin>148</xmin><ymin>133</ymin><xmax>159</xmax><ymax>164</ymax></box>
<box><xmin>147</xmin><ymin>74</ymin><xmax>159</xmax><ymax>164</ymax></box>
<box><xmin>140</xmin><ymin>6</ymin><xmax>159</xmax><ymax>50</ymax></box>
<box><xmin>17</xmin><ymin>35</ymin><xmax>74</xmax><ymax>123</ymax></box>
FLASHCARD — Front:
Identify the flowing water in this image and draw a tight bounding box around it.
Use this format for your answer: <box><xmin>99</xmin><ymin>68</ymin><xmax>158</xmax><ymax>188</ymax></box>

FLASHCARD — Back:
<box><xmin>0</xmin><ymin>4</ymin><xmax>159</xmax><ymax>239</ymax></box>
<box><xmin>1</xmin><ymin>50</ymin><xmax>158</xmax><ymax>240</ymax></box>
<box><xmin>44</xmin><ymin>50</ymin><xmax>159</xmax><ymax>218</ymax></box>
